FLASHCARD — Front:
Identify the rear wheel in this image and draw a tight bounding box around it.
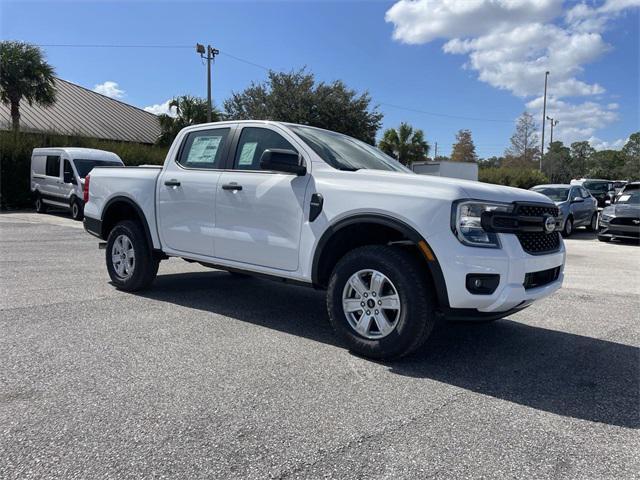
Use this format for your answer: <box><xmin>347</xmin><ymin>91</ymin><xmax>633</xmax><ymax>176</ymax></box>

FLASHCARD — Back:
<box><xmin>70</xmin><ymin>198</ymin><xmax>84</xmax><ymax>221</ymax></box>
<box><xmin>587</xmin><ymin>212</ymin><xmax>598</xmax><ymax>232</ymax></box>
<box><xmin>327</xmin><ymin>245</ymin><xmax>436</xmax><ymax>360</ymax></box>
<box><xmin>34</xmin><ymin>194</ymin><xmax>47</xmax><ymax>213</ymax></box>
<box><xmin>106</xmin><ymin>220</ymin><xmax>159</xmax><ymax>291</ymax></box>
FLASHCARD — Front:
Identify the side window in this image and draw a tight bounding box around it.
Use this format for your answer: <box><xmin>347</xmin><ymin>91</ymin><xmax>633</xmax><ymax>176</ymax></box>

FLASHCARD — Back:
<box><xmin>177</xmin><ymin>128</ymin><xmax>230</xmax><ymax>169</ymax></box>
<box><xmin>234</xmin><ymin>127</ymin><xmax>296</xmax><ymax>171</ymax></box>
<box><xmin>63</xmin><ymin>160</ymin><xmax>75</xmax><ymax>184</ymax></box>
<box><xmin>580</xmin><ymin>187</ymin><xmax>590</xmax><ymax>198</ymax></box>
<box><xmin>45</xmin><ymin>156</ymin><xmax>60</xmax><ymax>177</ymax></box>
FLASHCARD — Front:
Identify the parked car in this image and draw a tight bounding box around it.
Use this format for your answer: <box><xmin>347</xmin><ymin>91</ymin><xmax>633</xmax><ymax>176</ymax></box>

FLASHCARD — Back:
<box><xmin>530</xmin><ymin>184</ymin><xmax>598</xmax><ymax>237</ymax></box>
<box><xmin>82</xmin><ymin>121</ymin><xmax>565</xmax><ymax>360</ymax></box>
<box><xmin>31</xmin><ymin>147</ymin><xmax>124</xmax><ymax>220</ymax></box>
<box><xmin>570</xmin><ymin>178</ymin><xmax>615</xmax><ymax>208</ymax></box>
<box><xmin>598</xmin><ymin>190</ymin><xmax>640</xmax><ymax>243</ymax></box>
<box><xmin>615</xmin><ymin>181</ymin><xmax>639</xmax><ymax>203</ymax></box>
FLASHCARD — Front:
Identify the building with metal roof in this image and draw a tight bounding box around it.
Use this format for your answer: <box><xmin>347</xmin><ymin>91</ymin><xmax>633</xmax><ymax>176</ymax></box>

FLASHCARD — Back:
<box><xmin>0</xmin><ymin>78</ymin><xmax>161</xmax><ymax>144</ymax></box>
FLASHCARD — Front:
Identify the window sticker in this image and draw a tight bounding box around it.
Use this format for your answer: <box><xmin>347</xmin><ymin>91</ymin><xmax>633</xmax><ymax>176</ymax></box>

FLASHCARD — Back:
<box><xmin>187</xmin><ymin>135</ymin><xmax>222</xmax><ymax>164</ymax></box>
<box><xmin>238</xmin><ymin>142</ymin><xmax>258</xmax><ymax>166</ymax></box>
<box><xmin>618</xmin><ymin>194</ymin><xmax>631</xmax><ymax>202</ymax></box>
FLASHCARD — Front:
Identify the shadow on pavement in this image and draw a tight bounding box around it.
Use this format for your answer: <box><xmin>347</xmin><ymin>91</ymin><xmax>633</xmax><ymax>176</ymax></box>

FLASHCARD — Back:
<box><xmin>140</xmin><ymin>270</ymin><xmax>639</xmax><ymax>429</ymax></box>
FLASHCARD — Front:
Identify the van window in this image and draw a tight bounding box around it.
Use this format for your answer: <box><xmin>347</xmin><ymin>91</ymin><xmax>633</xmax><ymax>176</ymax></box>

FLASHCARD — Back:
<box><xmin>45</xmin><ymin>156</ymin><xmax>60</xmax><ymax>177</ymax></box>
<box><xmin>32</xmin><ymin>156</ymin><xmax>46</xmax><ymax>176</ymax></box>
<box><xmin>74</xmin><ymin>159</ymin><xmax>123</xmax><ymax>178</ymax></box>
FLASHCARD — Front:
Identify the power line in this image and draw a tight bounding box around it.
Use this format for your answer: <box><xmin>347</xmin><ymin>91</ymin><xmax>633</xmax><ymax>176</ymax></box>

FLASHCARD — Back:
<box><xmin>36</xmin><ymin>42</ymin><xmax>517</xmax><ymax>124</ymax></box>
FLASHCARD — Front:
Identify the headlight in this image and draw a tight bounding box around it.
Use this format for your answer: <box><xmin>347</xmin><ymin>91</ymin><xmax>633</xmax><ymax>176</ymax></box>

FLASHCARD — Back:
<box><xmin>451</xmin><ymin>200</ymin><xmax>511</xmax><ymax>248</ymax></box>
<box><xmin>600</xmin><ymin>213</ymin><xmax>613</xmax><ymax>223</ymax></box>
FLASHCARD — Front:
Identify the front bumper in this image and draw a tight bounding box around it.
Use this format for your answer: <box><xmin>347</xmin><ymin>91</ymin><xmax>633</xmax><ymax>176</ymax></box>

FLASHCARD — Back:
<box><xmin>598</xmin><ymin>220</ymin><xmax>640</xmax><ymax>240</ymax></box>
<box><xmin>428</xmin><ymin>231</ymin><xmax>565</xmax><ymax>313</ymax></box>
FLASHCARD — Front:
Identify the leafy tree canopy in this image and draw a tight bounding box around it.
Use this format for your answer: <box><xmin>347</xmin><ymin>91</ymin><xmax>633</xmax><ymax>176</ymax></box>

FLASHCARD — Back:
<box><xmin>156</xmin><ymin>95</ymin><xmax>220</xmax><ymax>146</ymax></box>
<box><xmin>378</xmin><ymin>122</ymin><xmax>429</xmax><ymax>166</ymax></box>
<box><xmin>224</xmin><ymin>68</ymin><xmax>383</xmax><ymax>144</ymax></box>
<box><xmin>0</xmin><ymin>41</ymin><xmax>56</xmax><ymax>133</ymax></box>
<box><xmin>450</xmin><ymin>129</ymin><xmax>478</xmax><ymax>163</ymax></box>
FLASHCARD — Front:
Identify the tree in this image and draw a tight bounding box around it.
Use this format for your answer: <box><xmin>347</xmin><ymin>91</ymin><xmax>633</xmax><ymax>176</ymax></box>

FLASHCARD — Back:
<box><xmin>0</xmin><ymin>41</ymin><xmax>56</xmax><ymax>134</ymax></box>
<box><xmin>569</xmin><ymin>141</ymin><xmax>595</xmax><ymax>179</ymax></box>
<box><xmin>378</xmin><ymin>122</ymin><xmax>429</xmax><ymax>166</ymax></box>
<box><xmin>450</xmin><ymin>129</ymin><xmax>477</xmax><ymax>163</ymax></box>
<box><xmin>505</xmin><ymin>112</ymin><xmax>540</xmax><ymax>167</ymax></box>
<box><xmin>543</xmin><ymin>141</ymin><xmax>571</xmax><ymax>183</ymax></box>
<box><xmin>224</xmin><ymin>68</ymin><xmax>383</xmax><ymax>144</ymax></box>
<box><xmin>156</xmin><ymin>95</ymin><xmax>220</xmax><ymax>146</ymax></box>
<box><xmin>479</xmin><ymin>156</ymin><xmax>504</xmax><ymax>168</ymax></box>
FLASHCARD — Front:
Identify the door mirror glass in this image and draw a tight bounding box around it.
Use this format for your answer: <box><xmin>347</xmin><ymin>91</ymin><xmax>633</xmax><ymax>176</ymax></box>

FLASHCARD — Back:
<box><xmin>260</xmin><ymin>149</ymin><xmax>306</xmax><ymax>176</ymax></box>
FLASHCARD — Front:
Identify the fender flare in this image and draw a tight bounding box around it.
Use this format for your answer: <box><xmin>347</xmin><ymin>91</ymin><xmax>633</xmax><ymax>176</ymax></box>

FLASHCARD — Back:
<box><xmin>311</xmin><ymin>214</ymin><xmax>450</xmax><ymax>308</ymax></box>
<box><xmin>101</xmin><ymin>196</ymin><xmax>155</xmax><ymax>250</ymax></box>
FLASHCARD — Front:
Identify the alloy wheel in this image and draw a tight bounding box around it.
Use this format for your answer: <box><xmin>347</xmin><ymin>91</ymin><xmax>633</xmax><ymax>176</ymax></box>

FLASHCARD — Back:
<box><xmin>111</xmin><ymin>234</ymin><xmax>136</xmax><ymax>280</ymax></box>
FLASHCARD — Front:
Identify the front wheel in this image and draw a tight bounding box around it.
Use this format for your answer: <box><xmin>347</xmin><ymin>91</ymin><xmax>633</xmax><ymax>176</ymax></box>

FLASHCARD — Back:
<box><xmin>106</xmin><ymin>220</ymin><xmax>159</xmax><ymax>291</ymax></box>
<box><xmin>587</xmin><ymin>212</ymin><xmax>598</xmax><ymax>232</ymax></box>
<box><xmin>562</xmin><ymin>216</ymin><xmax>573</xmax><ymax>237</ymax></box>
<box><xmin>327</xmin><ymin>245</ymin><xmax>436</xmax><ymax>360</ymax></box>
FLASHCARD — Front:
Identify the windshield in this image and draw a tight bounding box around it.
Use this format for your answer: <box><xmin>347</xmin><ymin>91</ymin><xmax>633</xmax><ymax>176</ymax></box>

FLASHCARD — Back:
<box><xmin>74</xmin><ymin>158</ymin><xmax>123</xmax><ymax>178</ymax></box>
<box><xmin>532</xmin><ymin>187</ymin><xmax>569</xmax><ymax>202</ymax></box>
<box><xmin>583</xmin><ymin>181</ymin><xmax>612</xmax><ymax>194</ymax></box>
<box><xmin>616</xmin><ymin>191</ymin><xmax>640</xmax><ymax>205</ymax></box>
<box><xmin>288</xmin><ymin>125</ymin><xmax>411</xmax><ymax>173</ymax></box>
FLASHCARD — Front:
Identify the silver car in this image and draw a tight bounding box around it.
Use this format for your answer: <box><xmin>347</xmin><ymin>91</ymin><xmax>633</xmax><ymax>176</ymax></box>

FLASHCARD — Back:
<box><xmin>531</xmin><ymin>184</ymin><xmax>598</xmax><ymax>237</ymax></box>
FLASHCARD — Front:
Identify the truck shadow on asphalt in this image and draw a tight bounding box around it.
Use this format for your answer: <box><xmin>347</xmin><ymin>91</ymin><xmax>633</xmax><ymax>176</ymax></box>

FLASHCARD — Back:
<box><xmin>140</xmin><ymin>271</ymin><xmax>639</xmax><ymax>430</ymax></box>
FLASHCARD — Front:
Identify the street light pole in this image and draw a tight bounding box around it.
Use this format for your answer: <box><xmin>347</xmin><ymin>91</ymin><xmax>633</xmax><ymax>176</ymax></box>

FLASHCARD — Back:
<box><xmin>196</xmin><ymin>43</ymin><xmax>219</xmax><ymax>123</ymax></box>
<box><xmin>540</xmin><ymin>71</ymin><xmax>549</xmax><ymax>171</ymax></box>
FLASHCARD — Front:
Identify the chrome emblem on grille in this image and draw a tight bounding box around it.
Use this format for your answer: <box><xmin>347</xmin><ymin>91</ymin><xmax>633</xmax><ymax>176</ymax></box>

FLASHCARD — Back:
<box><xmin>544</xmin><ymin>216</ymin><xmax>556</xmax><ymax>234</ymax></box>
<box><xmin>633</xmin><ymin>219</ymin><xmax>640</xmax><ymax>225</ymax></box>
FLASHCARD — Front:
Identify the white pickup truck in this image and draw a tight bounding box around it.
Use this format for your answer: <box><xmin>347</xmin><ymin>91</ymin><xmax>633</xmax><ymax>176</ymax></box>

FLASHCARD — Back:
<box><xmin>83</xmin><ymin>121</ymin><xmax>565</xmax><ymax>359</ymax></box>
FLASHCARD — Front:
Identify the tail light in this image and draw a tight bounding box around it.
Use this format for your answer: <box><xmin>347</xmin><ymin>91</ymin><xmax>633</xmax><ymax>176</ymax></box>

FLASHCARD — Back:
<box><xmin>83</xmin><ymin>174</ymin><xmax>90</xmax><ymax>203</ymax></box>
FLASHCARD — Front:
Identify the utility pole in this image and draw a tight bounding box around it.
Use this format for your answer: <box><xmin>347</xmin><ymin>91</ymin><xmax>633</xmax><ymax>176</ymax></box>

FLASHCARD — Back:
<box><xmin>546</xmin><ymin>116</ymin><xmax>558</xmax><ymax>146</ymax></box>
<box><xmin>433</xmin><ymin>142</ymin><xmax>438</xmax><ymax>160</ymax></box>
<box><xmin>540</xmin><ymin>71</ymin><xmax>550</xmax><ymax>171</ymax></box>
<box><xmin>196</xmin><ymin>43</ymin><xmax>219</xmax><ymax>123</ymax></box>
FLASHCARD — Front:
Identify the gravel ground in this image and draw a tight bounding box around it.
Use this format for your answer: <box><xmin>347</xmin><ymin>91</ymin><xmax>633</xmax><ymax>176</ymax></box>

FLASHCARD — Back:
<box><xmin>1</xmin><ymin>212</ymin><xmax>638</xmax><ymax>479</ymax></box>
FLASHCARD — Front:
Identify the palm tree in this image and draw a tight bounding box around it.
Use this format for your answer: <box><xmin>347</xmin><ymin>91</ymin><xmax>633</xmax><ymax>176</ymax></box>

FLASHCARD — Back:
<box><xmin>378</xmin><ymin>122</ymin><xmax>430</xmax><ymax>166</ymax></box>
<box><xmin>156</xmin><ymin>95</ymin><xmax>220</xmax><ymax>146</ymax></box>
<box><xmin>0</xmin><ymin>41</ymin><xmax>56</xmax><ymax>135</ymax></box>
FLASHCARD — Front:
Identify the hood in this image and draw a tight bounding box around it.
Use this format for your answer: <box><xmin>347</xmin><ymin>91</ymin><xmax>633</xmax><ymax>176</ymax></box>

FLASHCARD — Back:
<box><xmin>344</xmin><ymin>169</ymin><xmax>553</xmax><ymax>205</ymax></box>
<box><xmin>604</xmin><ymin>204</ymin><xmax>640</xmax><ymax>217</ymax></box>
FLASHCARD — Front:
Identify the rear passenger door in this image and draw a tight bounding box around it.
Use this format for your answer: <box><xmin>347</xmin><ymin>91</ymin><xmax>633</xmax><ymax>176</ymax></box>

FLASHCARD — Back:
<box><xmin>214</xmin><ymin>125</ymin><xmax>310</xmax><ymax>272</ymax></box>
<box><xmin>157</xmin><ymin>126</ymin><xmax>233</xmax><ymax>257</ymax></box>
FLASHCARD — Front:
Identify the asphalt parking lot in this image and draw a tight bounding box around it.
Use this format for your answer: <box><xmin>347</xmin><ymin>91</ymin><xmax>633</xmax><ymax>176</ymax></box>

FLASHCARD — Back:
<box><xmin>1</xmin><ymin>212</ymin><xmax>638</xmax><ymax>479</ymax></box>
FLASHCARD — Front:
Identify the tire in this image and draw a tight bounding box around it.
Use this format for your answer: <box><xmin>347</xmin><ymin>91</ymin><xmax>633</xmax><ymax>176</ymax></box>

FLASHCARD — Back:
<box><xmin>561</xmin><ymin>216</ymin><xmax>573</xmax><ymax>238</ymax></box>
<box><xmin>70</xmin><ymin>198</ymin><xmax>84</xmax><ymax>221</ymax></box>
<box><xmin>327</xmin><ymin>245</ymin><xmax>436</xmax><ymax>360</ymax></box>
<box><xmin>597</xmin><ymin>235</ymin><xmax>611</xmax><ymax>243</ymax></box>
<box><xmin>34</xmin><ymin>193</ymin><xmax>47</xmax><ymax>213</ymax></box>
<box><xmin>228</xmin><ymin>271</ymin><xmax>251</xmax><ymax>278</ymax></box>
<box><xmin>587</xmin><ymin>212</ymin><xmax>598</xmax><ymax>232</ymax></box>
<box><xmin>106</xmin><ymin>220</ymin><xmax>159</xmax><ymax>291</ymax></box>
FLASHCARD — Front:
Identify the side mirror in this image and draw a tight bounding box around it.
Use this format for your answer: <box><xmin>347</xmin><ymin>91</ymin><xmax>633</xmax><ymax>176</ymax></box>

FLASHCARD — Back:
<box><xmin>260</xmin><ymin>149</ymin><xmax>306</xmax><ymax>176</ymax></box>
<box><xmin>605</xmin><ymin>199</ymin><xmax>612</xmax><ymax>206</ymax></box>
<box><xmin>571</xmin><ymin>196</ymin><xmax>584</xmax><ymax>203</ymax></box>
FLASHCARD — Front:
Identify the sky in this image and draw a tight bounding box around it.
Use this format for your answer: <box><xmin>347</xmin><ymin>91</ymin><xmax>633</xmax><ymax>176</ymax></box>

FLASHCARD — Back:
<box><xmin>1</xmin><ymin>0</ymin><xmax>638</xmax><ymax>158</ymax></box>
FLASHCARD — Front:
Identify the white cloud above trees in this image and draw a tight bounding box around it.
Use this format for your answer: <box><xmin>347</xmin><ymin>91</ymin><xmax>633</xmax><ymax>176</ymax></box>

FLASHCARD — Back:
<box><xmin>385</xmin><ymin>0</ymin><xmax>639</xmax><ymax>146</ymax></box>
<box><xmin>144</xmin><ymin>99</ymin><xmax>177</xmax><ymax>117</ymax></box>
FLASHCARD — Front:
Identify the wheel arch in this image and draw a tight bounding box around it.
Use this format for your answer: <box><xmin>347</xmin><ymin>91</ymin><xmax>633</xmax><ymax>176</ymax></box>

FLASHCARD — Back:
<box><xmin>101</xmin><ymin>196</ymin><xmax>155</xmax><ymax>251</ymax></box>
<box><xmin>311</xmin><ymin>214</ymin><xmax>450</xmax><ymax>308</ymax></box>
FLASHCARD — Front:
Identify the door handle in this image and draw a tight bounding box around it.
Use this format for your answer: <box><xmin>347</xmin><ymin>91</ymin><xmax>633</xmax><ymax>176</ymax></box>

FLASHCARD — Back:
<box><xmin>164</xmin><ymin>179</ymin><xmax>181</xmax><ymax>187</ymax></box>
<box><xmin>222</xmin><ymin>183</ymin><xmax>243</xmax><ymax>191</ymax></box>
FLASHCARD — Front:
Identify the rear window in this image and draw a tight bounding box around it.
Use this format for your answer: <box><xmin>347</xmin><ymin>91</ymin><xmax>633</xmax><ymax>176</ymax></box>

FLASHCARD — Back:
<box><xmin>74</xmin><ymin>158</ymin><xmax>123</xmax><ymax>178</ymax></box>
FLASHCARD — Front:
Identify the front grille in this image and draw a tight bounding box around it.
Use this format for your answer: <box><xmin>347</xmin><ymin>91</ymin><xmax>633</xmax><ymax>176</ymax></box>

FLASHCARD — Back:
<box><xmin>610</xmin><ymin>217</ymin><xmax>640</xmax><ymax>226</ymax></box>
<box><xmin>513</xmin><ymin>204</ymin><xmax>561</xmax><ymax>254</ymax></box>
<box><xmin>524</xmin><ymin>266</ymin><xmax>561</xmax><ymax>289</ymax></box>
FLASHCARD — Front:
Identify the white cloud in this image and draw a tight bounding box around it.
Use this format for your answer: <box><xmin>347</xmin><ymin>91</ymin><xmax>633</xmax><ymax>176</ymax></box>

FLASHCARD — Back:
<box><xmin>588</xmin><ymin>136</ymin><xmax>627</xmax><ymax>151</ymax></box>
<box><xmin>385</xmin><ymin>0</ymin><xmax>639</xmax><ymax>147</ymax></box>
<box><xmin>93</xmin><ymin>81</ymin><xmax>125</xmax><ymax>99</ymax></box>
<box><xmin>143</xmin><ymin>99</ymin><xmax>177</xmax><ymax>117</ymax></box>
<box><xmin>385</xmin><ymin>0</ymin><xmax>561</xmax><ymax>44</ymax></box>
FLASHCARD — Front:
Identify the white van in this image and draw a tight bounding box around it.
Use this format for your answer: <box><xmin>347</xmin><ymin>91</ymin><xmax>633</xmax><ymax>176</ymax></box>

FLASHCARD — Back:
<box><xmin>31</xmin><ymin>148</ymin><xmax>124</xmax><ymax>220</ymax></box>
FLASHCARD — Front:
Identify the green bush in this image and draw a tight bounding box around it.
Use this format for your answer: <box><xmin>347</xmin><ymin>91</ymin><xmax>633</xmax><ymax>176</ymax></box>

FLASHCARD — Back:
<box><xmin>479</xmin><ymin>166</ymin><xmax>549</xmax><ymax>190</ymax></box>
<box><xmin>0</xmin><ymin>131</ymin><xmax>168</xmax><ymax>209</ymax></box>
